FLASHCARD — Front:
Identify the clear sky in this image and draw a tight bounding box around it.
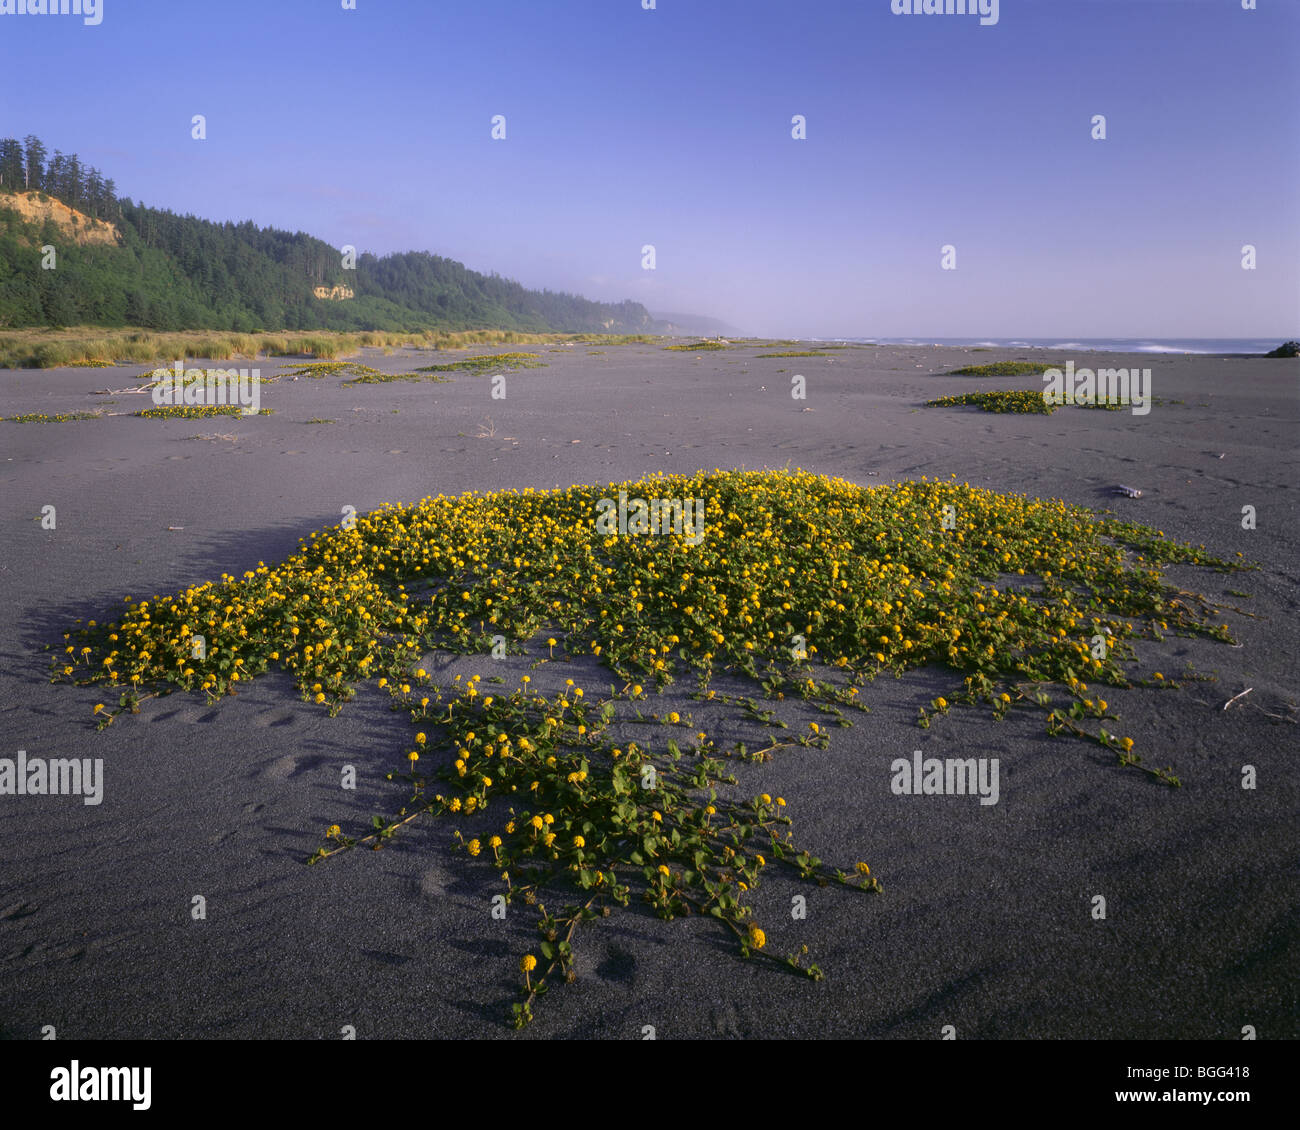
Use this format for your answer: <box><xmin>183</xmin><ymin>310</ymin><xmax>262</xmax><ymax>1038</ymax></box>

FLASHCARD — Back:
<box><xmin>1</xmin><ymin>0</ymin><xmax>1296</xmax><ymax>338</ymax></box>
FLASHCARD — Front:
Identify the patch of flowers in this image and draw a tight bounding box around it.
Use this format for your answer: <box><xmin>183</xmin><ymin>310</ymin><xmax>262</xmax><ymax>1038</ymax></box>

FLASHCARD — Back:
<box><xmin>59</xmin><ymin>469</ymin><xmax>1248</xmax><ymax>1025</ymax></box>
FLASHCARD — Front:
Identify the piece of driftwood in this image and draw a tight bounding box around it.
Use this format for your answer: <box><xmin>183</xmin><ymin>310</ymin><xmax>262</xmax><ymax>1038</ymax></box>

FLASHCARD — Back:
<box><xmin>1222</xmin><ymin>688</ymin><xmax>1253</xmax><ymax>711</ymax></box>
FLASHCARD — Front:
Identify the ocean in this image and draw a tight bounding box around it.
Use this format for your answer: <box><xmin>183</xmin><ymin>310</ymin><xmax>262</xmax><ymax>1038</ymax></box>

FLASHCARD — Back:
<box><xmin>812</xmin><ymin>338</ymin><xmax>1293</xmax><ymax>355</ymax></box>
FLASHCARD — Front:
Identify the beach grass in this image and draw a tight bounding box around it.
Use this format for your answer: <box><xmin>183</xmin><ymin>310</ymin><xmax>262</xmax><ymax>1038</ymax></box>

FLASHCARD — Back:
<box><xmin>0</xmin><ymin>327</ymin><xmax>663</xmax><ymax>369</ymax></box>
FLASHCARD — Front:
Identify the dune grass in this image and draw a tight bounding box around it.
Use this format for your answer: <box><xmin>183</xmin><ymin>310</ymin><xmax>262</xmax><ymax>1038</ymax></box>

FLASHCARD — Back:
<box><xmin>0</xmin><ymin>327</ymin><xmax>664</xmax><ymax>369</ymax></box>
<box><xmin>59</xmin><ymin>468</ymin><xmax>1246</xmax><ymax>1027</ymax></box>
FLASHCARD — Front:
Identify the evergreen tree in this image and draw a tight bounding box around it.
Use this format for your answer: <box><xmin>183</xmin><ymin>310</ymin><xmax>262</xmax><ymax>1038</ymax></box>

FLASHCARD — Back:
<box><xmin>22</xmin><ymin>135</ymin><xmax>46</xmax><ymax>191</ymax></box>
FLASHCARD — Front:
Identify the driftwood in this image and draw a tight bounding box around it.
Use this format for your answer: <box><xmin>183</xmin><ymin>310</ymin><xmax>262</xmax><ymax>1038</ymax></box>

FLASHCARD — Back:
<box><xmin>91</xmin><ymin>384</ymin><xmax>156</xmax><ymax>395</ymax></box>
<box><xmin>1222</xmin><ymin>688</ymin><xmax>1253</xmax><ymax>711</ymax></box>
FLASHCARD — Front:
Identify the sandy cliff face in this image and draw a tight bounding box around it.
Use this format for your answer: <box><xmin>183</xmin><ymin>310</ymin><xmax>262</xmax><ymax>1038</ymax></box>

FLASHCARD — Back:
<box><xmin>312</xmin><ymin>284</ymin><xmax>355</xmax><ymax>300</ymax></box>
<box><xmin>1</xmin><ymin>191</ymin><xmax>121</xmax><ymax>246</ymax></box>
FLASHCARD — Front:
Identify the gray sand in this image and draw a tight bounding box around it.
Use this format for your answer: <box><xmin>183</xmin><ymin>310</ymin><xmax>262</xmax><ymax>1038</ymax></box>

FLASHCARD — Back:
<box><xmin>1</xmin><ymin>342</ymin><xmax>1295</xmax><ymax>1039</ymax></box>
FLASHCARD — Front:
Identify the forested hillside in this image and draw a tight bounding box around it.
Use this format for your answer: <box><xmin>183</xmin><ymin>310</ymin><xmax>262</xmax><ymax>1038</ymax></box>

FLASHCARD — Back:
<box><xmin>0</xmin><ymin>134</ymin><xmax>663</xmax><ymax>334</ymax></box>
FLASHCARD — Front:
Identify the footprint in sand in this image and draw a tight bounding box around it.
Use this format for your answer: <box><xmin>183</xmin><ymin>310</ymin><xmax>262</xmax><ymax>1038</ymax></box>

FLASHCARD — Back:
<box><xmin>419</xmin><ymin>868</ymin><xmax>448</xmax><ymax>899</ymax></box>
<box><xmin>261</xmin><ymin>753</ymin><xmax>324</xmax><ymax>781</ymax></box>
<box><xmin>595</xmin><ymin>944</ymin><xmax>638</xmax><ymax>985</ymax></box>
<box><xmin>250</xmin><ymin>710</ymin><xmax>296</xmax><ymax>728</ymax></box>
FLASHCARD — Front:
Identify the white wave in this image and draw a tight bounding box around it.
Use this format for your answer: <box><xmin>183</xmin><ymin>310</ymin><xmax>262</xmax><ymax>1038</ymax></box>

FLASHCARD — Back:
<box><xmin>1131</xmin><ymin>343</ymin><xmax>1208</xmax><ymax>354</ymax></box>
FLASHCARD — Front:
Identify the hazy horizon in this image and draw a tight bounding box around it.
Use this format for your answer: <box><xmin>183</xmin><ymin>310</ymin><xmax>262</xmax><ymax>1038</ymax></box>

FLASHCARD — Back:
<box><xmin>2</xmin><ymin>0</ymin><xmax>1296</xmax><ymax>339</ymax></box>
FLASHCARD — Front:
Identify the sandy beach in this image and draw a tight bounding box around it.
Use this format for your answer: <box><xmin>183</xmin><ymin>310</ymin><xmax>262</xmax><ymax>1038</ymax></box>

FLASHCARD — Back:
<box><xmin>1</xmin><ymin>341</ymin><xmax>1295</xmax><ymax>1040</ymax></box>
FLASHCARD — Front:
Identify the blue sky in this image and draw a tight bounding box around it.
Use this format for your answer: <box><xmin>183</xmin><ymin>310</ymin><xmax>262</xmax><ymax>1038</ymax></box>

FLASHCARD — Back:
<box><xmin>1</xmin><ymin>0</ymin><xmax>1296</xmax><ymax>338</ymax></box>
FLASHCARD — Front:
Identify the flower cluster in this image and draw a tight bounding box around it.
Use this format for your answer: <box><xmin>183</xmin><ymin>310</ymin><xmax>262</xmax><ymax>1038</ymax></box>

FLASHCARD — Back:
<box><xmin>59</xmin><ymin>469</ymin><xmax>1247</xmax><ymax>1023</ymax></box>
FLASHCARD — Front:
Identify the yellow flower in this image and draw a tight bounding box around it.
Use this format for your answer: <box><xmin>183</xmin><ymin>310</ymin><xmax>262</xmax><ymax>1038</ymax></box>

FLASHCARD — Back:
<box><xmin>415</xmin><ymin>732</ymin><xmax>426</xmax><ymax>744</ymax></box>
<box><xmin>408</xmin><ymin>751</ymin><xmax>418</xmax><ymax>762</ymax></box>
<box><xmin>481</xmin><ymin>776</ymin><xmax>492</xmax><ymax>788</ymax></box>
<box><xmin>1119</xmin><ymin>737</ymin><xmax>1134</xmax><ymax>752</ymax></box>
<box><xmin>327</xmin><ymin>824</ymin><xmax>341</xmax><ymax>838</ymax></box>
<box><xmin>856</xmin><ymin>862</ymin><xmax>871</xmax><ymax>875</ymax></box>
<box><xmin>466</xmin><ymin>839</ymin><xmax>481</xmax><ymax>857</ymax></box>
<box><xmin>530</xmin><ymin>816</ymin><xmax>544</xmax><ymax>830</ymax></box>
<box><xmin>488</xmin><ymin>836</ymin><xmax>502</xmax><ymax>848</ymax></box>
<box><xmin>667</xmin><ymin>711</ymin><xmax>680</xmax><ymax>724</ymax></box>
<box><xmin>755</xmin><ymin>854</ymin><xmax>765</xmax><ymax>867</ymax></box>
<box><xmin>747</xmin><ymin>924</ymin><xmax>766</xmax><ymax>950</ymax></box>
<box><xmin>520</xmin><ymin>954</ymin><xmax>537</xmax><ymax>973</ymax></box>
<box><xmin>760</xmin><ymin>793</ymin><xmax>771</xmax><ymax>805</ymax></box>
<box><xmin>651</xmin><ymin>811</ymin><xmax>662</xmax><ymax>823</ymax></box>
<box><xmin>543</xmin><ymin>833</ymin><xmax>555</xmax><ymax>847</ymax></box>
<box><xmin>776</xmin><ymin>797</ymin><xmax>786</xmax><ymax>806</ymax></box>
<box><xmin>657</xmin><ymin>864</ymin><xmax>670</xmax><ymax>876</ymax></box>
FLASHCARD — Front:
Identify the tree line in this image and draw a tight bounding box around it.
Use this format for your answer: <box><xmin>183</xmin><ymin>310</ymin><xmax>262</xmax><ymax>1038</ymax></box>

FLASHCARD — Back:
<box><xmin>0</xmin><ymin>135</ymin><xmax>119</xmax><ymax>222</ymax></box>
<box><xmin>0</xmin><ymin>134</ymin><xmax>661</xmax><ymax>335</ymax></box>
